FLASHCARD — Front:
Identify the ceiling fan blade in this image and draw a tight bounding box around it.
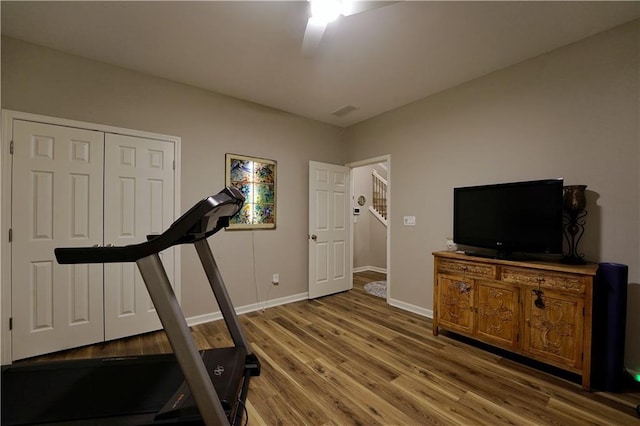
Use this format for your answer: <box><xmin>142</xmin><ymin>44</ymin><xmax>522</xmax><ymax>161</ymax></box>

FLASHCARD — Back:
<box><xmin>301</xmin><ymin>1</ymin><xmax>398</xmax><ymax>57</ymax></box>
<box><xmin>342</xmin><ymin>1</ymin><xmax>398</xmax><ymax>17</ymax></box>
<box><xmin>301</xmin><ymin>17</ymin><xmax>327</xmax><ymax>57</ymax></box>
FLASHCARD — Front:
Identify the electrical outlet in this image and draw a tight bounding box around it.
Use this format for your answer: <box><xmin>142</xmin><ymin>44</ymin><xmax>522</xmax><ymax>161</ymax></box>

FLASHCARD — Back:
<box><xmin>272</xmin><ymin>273</ymin><xmax>279</xmax><ymax>285</ymax></box>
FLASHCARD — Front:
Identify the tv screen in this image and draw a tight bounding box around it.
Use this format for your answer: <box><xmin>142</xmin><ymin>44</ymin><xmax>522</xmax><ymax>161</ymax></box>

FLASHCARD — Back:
<box><xmin>453</xmin><ymin>179</ymin><xmax>564</xmax><ymax>258</ymax></box>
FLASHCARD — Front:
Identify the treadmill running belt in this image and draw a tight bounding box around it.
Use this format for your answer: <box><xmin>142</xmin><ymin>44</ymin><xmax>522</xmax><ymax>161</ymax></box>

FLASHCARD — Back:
<box><xmin>2</xmin><ymin>354</ymin><xmax>183</xmax><ymax>425</ymax></box>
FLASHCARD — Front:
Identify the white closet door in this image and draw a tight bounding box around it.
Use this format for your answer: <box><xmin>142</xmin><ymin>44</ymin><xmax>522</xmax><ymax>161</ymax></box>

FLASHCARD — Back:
<box><xmin>11</xmin><ymin>120</ymin><xmax>104</xmax><ymax>360</ymax></box>
<box><xmin>103</xmin><ymin>134</ymin><xmax>176</xmax><ymax>340</ymax></box>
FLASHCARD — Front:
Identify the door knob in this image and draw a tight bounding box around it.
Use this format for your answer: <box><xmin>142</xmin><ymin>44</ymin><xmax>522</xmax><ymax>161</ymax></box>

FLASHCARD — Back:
<box><xmin>310</xmin><ymin>234</ymin><xmax>317</xmax><ymax>241</ymax></box>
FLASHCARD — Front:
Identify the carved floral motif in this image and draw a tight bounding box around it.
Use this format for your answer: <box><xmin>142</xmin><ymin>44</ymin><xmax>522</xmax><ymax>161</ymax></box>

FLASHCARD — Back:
<box><xmin>530</xmin><ymin>298</ymin><xmax>575</xmax><ymax>355</ymax></box>
<box><xmin>438</xmin><ymin>259</ymin><xmax>495</xmax><ymax>278</ymax></box>
<box><xmin>502</xmin><ymin>268</ymin><xmax>585</xmax><ymax>293</ymax></box>
<box><xmin>443</xmin><ymin>280</ymin><xmax>470</xmax><ymax>325</ymax></box>
<box><xmin>478</xmin><ymin>288</ymin><xmax>513</xmax><ymax>335</ymax></box>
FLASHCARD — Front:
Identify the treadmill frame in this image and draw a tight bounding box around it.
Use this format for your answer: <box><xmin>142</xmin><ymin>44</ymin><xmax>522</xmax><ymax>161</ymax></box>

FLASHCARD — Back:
<box><xmin>4</xmin><ymin>187</ymin><xmax>259</xmax><ymax>426</ymax></box>
<box><xmin>137</xmin><ymin>252</ymin><xmax>228</xmax><ymax>425</ymax></box>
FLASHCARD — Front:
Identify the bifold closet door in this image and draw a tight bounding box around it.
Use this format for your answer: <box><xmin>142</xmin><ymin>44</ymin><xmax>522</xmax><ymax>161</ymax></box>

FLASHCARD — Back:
<box><xmin>103</xmin><ymin>133</ymin><xmax>176</xmax><ymax>341</ymax></box>
<box><xmin>11</xmin><ymin>120</ymin><xmax>105</xmax><ymax>360</ymax></box>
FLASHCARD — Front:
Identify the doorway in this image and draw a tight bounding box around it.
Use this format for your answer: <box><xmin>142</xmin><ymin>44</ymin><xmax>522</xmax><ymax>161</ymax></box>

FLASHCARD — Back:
<box><xmin>348</xmin><ymin>156</ymin><xmax>390</xmax><ymax>300</ymax></box>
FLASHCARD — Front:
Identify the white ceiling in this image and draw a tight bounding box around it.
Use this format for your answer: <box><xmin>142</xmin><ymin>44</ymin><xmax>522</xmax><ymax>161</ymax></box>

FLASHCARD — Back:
<box><xmin>2</xmin><ymin>1</ymin><xmax>639</xmax><ymax>127</ymax></box>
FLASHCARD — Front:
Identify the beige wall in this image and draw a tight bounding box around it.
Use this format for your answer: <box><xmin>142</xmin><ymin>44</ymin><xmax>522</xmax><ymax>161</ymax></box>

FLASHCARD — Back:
<box><xmin>1</xmin><ymin>36</ymin><xmax>346</xmax><ymax>319</ymax></box>
<box><xmin>369</xmin><ymin>216</ymin><xmax>387</xmax><ymax>270</ymax></box>
<box><xmin>345</xmin><ymin>21</ymin><xmax>640</xmax><ymax>370</ymax></box>
<box><xmin>353</xmin><ymin>164</ymin><xmax>387</xmax><ymax>271</ymax></box>
<box><xmin>369</xmin><ymin>164</ymin><xmax>388</xmax><ymax>270</ymax></box>
<box><xmin>4</xmin><ymin>20</ymin><xmax>640</xmax><ymax>372</ymax></box>
<box><xmin>352</xmin><ymin>166</ymin><xmax>372</xmax><ymax>269</ymax></box>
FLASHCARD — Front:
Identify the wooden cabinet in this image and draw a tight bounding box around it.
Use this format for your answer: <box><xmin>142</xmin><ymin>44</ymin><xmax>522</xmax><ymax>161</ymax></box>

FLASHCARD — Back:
<box><xmin>433</xmin><ymin>251</ymin><xmax>597</xmax><ymax>390</ymax></box>
<box><xmin>436</xmin><ymin>275</ymin><xmax>475</xmax><ymax>334</ymax></box>
<box><xmin>476</xmin><ymin>280</ymin><xmax>519</xmax><ymax>349</ymax></box>
<box><xmin>523</xmin><ymin>288</ymin><xmax>584</xmax><ymax>368</ymax></box>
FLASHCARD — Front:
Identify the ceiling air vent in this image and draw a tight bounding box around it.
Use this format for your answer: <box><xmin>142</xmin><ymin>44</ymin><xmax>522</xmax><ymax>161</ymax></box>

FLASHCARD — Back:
<box><xmin>330</xmin><ymin>105</ymin><xmax>358</xmax><ymax>117</ymax></box>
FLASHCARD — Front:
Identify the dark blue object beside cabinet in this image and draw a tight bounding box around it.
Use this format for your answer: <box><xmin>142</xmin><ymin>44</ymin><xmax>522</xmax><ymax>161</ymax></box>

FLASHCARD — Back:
<box><xmin>592</xmin><ymin>262</ymin><xmax>628</xmax><ymax>392</ymax></box>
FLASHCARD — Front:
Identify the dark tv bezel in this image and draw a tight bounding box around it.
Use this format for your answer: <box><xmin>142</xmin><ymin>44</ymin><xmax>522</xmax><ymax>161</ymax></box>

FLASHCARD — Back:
<box><xmin>453</xmin><ymin>178</ymin><xmax>564</xmax><ymax>258</ymax></box>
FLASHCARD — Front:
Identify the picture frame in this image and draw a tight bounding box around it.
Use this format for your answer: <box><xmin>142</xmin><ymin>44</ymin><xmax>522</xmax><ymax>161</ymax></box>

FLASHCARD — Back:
<box><xmin>225</xmin><ymin>153</ymin><xmax>277</xmax><ymax>229</ymax></box>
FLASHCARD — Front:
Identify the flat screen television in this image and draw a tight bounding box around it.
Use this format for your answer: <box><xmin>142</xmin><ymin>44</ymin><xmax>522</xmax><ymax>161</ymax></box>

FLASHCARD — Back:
<box><xmin>453</xmin><ymin>178</ymin><xmax>564</xmax><ymax>259</ymax></box>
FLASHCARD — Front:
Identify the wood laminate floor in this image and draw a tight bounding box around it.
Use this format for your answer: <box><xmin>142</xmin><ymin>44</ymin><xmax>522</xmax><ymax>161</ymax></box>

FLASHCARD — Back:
<box><xmin>24</xmin><ymin>271</ymin><xmax>640</xmax><ymax>425</ymax></box>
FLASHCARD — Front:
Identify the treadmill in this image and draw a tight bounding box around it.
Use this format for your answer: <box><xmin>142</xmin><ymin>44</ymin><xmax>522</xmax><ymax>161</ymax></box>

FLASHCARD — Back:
<box><xmin>2</xmin><ymin>187</ymin><xmax>260</xmax><ymax>425</ymax></box>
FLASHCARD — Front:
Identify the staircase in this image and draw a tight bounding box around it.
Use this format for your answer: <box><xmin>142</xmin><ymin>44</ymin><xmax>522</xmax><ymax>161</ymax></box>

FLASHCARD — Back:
<box><xmin>370</xmin><ymin>169</ymin><xmax>387</xmax><ymax>226</ymax></box>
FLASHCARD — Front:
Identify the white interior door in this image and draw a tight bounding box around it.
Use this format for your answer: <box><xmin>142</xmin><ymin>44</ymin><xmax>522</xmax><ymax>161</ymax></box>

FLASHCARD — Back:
<box><xmin>308</xmin><ymin>161</ymin><xmax>351</xmax><ymax>299</ymax></box>
<box><xmin>11</xmin><ymin>120</ymin><xmax>104</xmax><ymax>360</ymax></box>
<box><xmin>103</xmin><ymin>134</ymin><xmax>175</xmax><ymax>340</ymax></box>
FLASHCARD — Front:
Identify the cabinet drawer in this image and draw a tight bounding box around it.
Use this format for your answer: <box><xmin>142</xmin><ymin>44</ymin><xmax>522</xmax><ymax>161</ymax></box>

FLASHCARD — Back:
<box><xmin>436</xmin><ymin>258</ymin><xmax>496</xmax><ymax>279</ymax></box>
<box><xmin>501</xmin><ymin>267</ymin><xmax>586</xmax><ymax>294</ymax></box>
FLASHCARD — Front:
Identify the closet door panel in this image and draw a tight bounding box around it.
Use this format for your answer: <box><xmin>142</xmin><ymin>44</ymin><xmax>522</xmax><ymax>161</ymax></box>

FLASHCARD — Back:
<box><xmin>103</xmin><ymin>134</ymin><xmax>175</xmax><ymax>340</ymax></box>
<box><xmin>11</xmin><ymin>120</ymin><xmax>104</xmax><ymax>360</ymax></box>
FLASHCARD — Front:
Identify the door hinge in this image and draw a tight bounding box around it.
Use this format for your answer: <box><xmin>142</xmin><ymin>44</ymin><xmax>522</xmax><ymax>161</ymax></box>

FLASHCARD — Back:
<box><xmin>8</xmin><ymin>228</ymin><xmax>12</xmax><ymax>243</ymax></box>
<box><xmin>9</xmin><ymin>317</ymin><xmax>12</xmax><ymax>331</ymax></box>
<box><xmin>9</xmin><ymin>140</ymin><xmax>14</xmax><ymax>155</ymax></box>
<box><xmin>173</xmin><ymin>160</ymin><xmax>175</xmax><ymax>170</ymax></box>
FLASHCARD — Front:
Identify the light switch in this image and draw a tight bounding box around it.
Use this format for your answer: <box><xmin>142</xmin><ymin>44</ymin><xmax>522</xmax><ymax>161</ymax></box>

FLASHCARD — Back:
<box><xmin>403</xmin><ymin>216</ymin><xmax>416</xmax><ymax>226</ymax></box>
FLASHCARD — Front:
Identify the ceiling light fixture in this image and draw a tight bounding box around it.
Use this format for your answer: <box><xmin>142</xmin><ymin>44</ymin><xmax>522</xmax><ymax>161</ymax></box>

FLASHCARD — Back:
<box><xmin>303</xmin><ymin>0</ymin><xmax>392</xmax><ymax>57</ymax></box>
<box><xmin>310</xmin><ymin>0</ymin><xmax>343</xmax><ymax>24</ymax></box>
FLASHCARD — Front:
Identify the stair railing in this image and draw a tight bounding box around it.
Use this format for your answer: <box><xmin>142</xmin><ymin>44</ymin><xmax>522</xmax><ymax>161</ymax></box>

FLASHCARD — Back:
<box><xmin>370</xmin><ymin>170</ymin><xmax>387</xmax><ymax>226</ymax></box>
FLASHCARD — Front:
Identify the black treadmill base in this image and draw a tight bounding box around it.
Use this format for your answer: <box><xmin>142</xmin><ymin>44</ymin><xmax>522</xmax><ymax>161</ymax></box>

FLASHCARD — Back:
<box><xmin>156</xmin><ymin>347</ymin><xmax>247</xmax><ymax>421</ymax></box>
<box><xmin>2</xmin><ymin>347</ymin><xmax>248</xmax><ymax>426</ymax></box>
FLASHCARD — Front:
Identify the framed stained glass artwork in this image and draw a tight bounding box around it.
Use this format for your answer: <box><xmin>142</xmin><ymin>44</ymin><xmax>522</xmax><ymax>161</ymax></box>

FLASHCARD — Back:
<box><xmin>225</xmin><ymin>153</ymin><xmax>277</xmax><ymax>229</ymax></box>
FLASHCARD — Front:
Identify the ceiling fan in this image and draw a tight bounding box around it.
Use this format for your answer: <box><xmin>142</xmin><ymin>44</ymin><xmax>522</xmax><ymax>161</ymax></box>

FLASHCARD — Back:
<box><xmin>301</xmin><ymin>0</ymin><xmax>397</xmax><ymax>57</ymax></box>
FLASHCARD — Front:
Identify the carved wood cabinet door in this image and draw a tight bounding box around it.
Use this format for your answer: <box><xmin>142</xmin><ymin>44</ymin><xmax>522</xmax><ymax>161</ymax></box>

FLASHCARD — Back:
<box><xmin>523</xmin><ymin>289</ymin><xmax>584</xmax><ymax>369</ymax></box>
<box><xmin>436</xmin><ymin>275</ymin><xmax>475</xmax><ymax>334</ymax></box>
<box><xmin>475</xmin><ymin>280</ymin><xmax>519</xmax><ymax>349</ymax></box>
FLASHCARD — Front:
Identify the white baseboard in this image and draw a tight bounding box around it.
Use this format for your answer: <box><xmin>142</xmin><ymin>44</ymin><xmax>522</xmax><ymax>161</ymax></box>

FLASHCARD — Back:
<box><xmin>187</xmin><ymin>292</ymin><xmax>309</xmax><ymax>327</ymax></box>
<box><xmin>186</xmin><ymin>289</ymin><xmax>432</xmax><ymax>336</ymax></box>
<box><xmin>389</xmin><ymin>298</ymin><xmax>433</xmax><ymax>319</ymax></box>
<box><xmin>353</xmin><ymin>265</ymin><xmax>387</xmax><ymax>274</ymax></box>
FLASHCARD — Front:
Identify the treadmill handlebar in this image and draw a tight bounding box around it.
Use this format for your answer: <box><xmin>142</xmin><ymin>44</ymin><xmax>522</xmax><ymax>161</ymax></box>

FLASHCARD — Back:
<box><xmin>55</xmin><ymin>187</ymin><xmax>245</xmax><ymax>264</ymax></box>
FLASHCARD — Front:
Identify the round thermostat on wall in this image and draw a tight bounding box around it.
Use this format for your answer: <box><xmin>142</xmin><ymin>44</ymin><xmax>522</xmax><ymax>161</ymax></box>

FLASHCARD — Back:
<box><xmin>357</xmin><ymin>195</ymin><xmax>366</xmax><ymax>206</ymax></box>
